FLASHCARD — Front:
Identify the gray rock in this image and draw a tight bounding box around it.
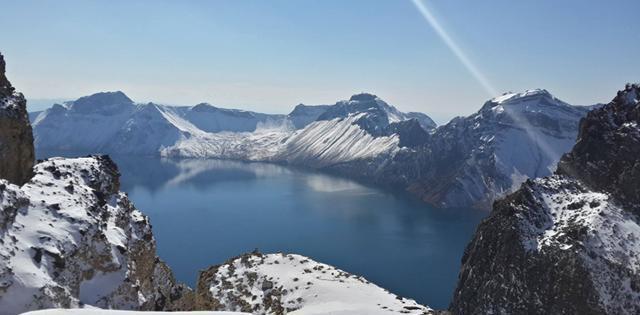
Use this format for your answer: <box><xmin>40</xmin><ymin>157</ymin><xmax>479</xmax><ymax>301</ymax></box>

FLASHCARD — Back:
<box><xmin>450</xmin><ymin>84</ymin><xmax>640</xmax><ymax>314</ymax></box>
<box><xmin>0</xmin><ymin>52</ymin><xmax>34</xmax><ymax>185</ymax></box>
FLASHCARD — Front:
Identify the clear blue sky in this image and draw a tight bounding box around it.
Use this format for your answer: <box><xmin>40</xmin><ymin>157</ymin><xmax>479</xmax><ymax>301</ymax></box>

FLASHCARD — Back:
<box><xmin>1</xmin><ymin>0</ymin><xmax>638</xmax><ymax>123</ymax></box>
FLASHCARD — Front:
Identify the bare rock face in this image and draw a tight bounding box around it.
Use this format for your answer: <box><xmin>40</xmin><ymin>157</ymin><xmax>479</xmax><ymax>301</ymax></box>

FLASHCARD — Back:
<box><xmin>450</xmin><ymin>85</ymin><xmax>640</xmax><ymax>314</ymax></box>
<box><xmin>0</xmin><ymin>156</ymin><xmax>192</xmax><ymax>314</ymax></box>
<box><xmin>558</xmin><ymin>83</ymin><xmax>640</xmax><ymax>214</ymax></box>
<box><xmin>0</xmin><ymin>52</ymin><xmax>34</xmax><ymax>185</ymax></box>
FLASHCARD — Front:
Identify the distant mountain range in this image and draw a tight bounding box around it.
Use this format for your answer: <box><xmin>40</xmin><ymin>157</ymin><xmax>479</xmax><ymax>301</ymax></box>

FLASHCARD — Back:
<box><xmin>30</xmin><ymin>89</ymin><xmax>594</xmax><ymax>209</ymax></box>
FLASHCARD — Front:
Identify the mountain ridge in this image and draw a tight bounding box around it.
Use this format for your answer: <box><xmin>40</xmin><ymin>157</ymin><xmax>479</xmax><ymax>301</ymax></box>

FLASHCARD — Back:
<box><xmin>31</xmin><ymin>88</ymin><xmax>597</xmax><ymax>209</ymax></box>
<box><xmin>450</xmin><ymin>83</ymin><xmax>640</xmax><ymax>314</ymax></box>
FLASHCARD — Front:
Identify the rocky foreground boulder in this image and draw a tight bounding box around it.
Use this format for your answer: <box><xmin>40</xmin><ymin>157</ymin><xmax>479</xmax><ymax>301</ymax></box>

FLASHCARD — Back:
<box><xmin>0</xmin><ymin>53</ymin><xmax>34</xmax><ymax>185</ymax></box>
<box><xmin>450</xmin><ymin>84</ymin><xmax>640</xmax><ymax>314</ymax></box>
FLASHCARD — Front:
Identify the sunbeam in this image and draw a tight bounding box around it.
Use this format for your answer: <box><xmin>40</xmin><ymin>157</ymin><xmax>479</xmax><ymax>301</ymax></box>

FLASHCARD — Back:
<box><xmin>411</xmin><ymin>0</ymin><xmax>564</xmax><ymax>188</ymax></box>
<box><xmin>410</xmin><ymin>0</ymin><xmax>497</xmax><ymax>97</ymax></box>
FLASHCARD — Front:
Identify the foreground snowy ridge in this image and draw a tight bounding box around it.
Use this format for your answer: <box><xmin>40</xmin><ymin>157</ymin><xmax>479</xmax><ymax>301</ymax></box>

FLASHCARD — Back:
<box><xmin>195</xmin><ymin>252</ymin><xmax>434</xmax><ymax>315</ymax></box>
<box><xmin>0</xmin><ymin>156</ymin><xmax>191</xmax><ymax>314</ymax></box>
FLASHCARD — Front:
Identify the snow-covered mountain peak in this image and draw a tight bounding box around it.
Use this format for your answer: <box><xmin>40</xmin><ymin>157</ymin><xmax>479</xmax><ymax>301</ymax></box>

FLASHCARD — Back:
<box><xmin>483</xmin><ymin>88</ymin><xmax>571</xmax><ymax>113</ymax></box>
<box><xmin>491</xmin><ymin>88</ymin><xmax>552</xmax><ymax>104</ymax></box>
<box><xmin>479</xmin><ymin>88</ymin><xmax>575</xmax><ymax>121</ymax></box>
<box><xmin>318</xmin><ymin>93</ymin><xmax>436</xmax><ymax>131</ymax></box>
<box><xmin>348</xmin><ymin>92</ymin><xmax>378</xmax><ymax>102</ymax></box>
<box><xmin>190</xmin><ymin>102</ymin><xmax>218</xmax><ymax>112</ymax></box>
<box><xmin>68</xmin><ymin>91</ymin><xmax>133</xmax><ymax>115</ymax></box>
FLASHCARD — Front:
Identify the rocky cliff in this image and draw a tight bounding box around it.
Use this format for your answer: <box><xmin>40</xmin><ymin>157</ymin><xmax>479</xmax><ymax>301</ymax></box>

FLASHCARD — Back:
<box><xmin>0</xmin><ymin>53</ymin><xmax>34</xmax><ymax>185</ymax></box>
<box><xmin>0</xmin><ymin>53</ymin><xmax>192</xmax><ymax>315</ymax></box>
<box><xmin>450</xmin><ymin>84</ymin><xmax>640</xmax><ymax>314</ymax></box>
<box><xmin>0</xmin><ymin>156</ymin><xmax>193</xmax><ymax>314</ymax></box>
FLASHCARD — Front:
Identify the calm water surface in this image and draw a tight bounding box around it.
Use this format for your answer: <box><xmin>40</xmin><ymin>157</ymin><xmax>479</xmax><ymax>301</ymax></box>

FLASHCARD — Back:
<box><xmin>39</xmin><ymin>152</ymin><xmax>486</xmax><ymax>309</ymax></box>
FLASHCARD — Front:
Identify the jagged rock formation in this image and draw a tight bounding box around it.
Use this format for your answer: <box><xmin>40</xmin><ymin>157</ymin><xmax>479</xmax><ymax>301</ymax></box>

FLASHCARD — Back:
<box><xmin>450</xmin><ymin>84</ymin><xmax>640</xmax><ymax>314</ymax></box>
<box><xmin>0</xmin><ymin>53</ymin><xmax>34</xmax><ymax>185</ymax></box>
<box><xmin>194</xmin><ymin>252</ymin><xmax>434</xmax><ymax>315</ymax></box>
<box><xmin>0</xmin><ymin>156</ymin><xmax>193</xmax><ymax>314</ymax></box>
<box><xmin>557</xmin><ymin>83</ymin><xmax>640</xmax><ymax>214</ymax></box>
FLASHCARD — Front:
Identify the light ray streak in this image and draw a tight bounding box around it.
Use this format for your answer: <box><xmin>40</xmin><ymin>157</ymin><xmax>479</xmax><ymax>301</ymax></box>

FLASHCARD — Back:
<box><xmin>411</xmin><ymin>0</ymin><xmax>564</xmax><ymax>185</ymax></box>
<box><xmin>410</xmin><ymin>0</ymin><xmax>497</xmax><ymax>97</ymax></box>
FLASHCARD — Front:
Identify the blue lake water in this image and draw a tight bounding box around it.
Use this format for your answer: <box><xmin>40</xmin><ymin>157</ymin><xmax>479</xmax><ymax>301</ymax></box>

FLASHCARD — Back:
<box><xmin>38</xmin><ymin>152</ymin><xmax>486</xmax><ymax>309</ymax></box>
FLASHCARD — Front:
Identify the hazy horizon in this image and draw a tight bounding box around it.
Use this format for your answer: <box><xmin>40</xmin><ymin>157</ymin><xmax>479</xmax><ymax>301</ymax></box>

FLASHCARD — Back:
<box><xmin>4</xmin><ymin>0</ymin><xmax>639</xmax><ymax>123</ymax></box>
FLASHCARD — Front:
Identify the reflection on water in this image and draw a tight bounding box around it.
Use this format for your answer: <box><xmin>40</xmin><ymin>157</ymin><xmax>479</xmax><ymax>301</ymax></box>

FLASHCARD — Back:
<box><xmin>37</xmin><ymin>150</ymin><xmax>485</xmax><ymax>309</ymax></box>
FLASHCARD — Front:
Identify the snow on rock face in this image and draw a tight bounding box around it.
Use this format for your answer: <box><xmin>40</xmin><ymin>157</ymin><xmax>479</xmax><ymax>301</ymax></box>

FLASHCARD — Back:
<box><xmin>0</xmin><ymin>156</ymin><xmax>192</xmax><ymax>315</ymax></box>
<box><xmin>558</xmin><ymin>83</ymin><xmax>640</xmax><ymax>215</ymax></box>
<box><xmin>69</xmin><ymin>92</ymin><xmax>134</xmax><ymax>116</ymax></box>
<box><xmin>317</xmin><ymin>93</ymin><xmax>436</xmax><ymax>131</ymax></box>
<box><xmin>30</xmin><ymin>94</ymin><xmax>290</xmax><ymax>155</ymax></box>
<box><xmin>194</xmin><ymin>252</ymin><xmax>434</xmax><ymax>315</ymax></box>
<box><xmin>451</xmin><ymin>84</ymin><xmax>640</xmax><ymax>314</ymax></box>
<box><xmin>278</xmin><ymin>113</ymin><xmax>400</xmax><ymax>168</ymax></box>
<box><xmin>161</xmin><ymin>129</ymin><xmax>291</xmax><ymax>161</ymax></box>
<box><xmin>286</xmin><ymin>104</ymin><xmax>331</xmax><ymax>130</ymax></box>
<box><xmin>396</xmin><ymin>88</ymin><xmax>591</xmax><ymax>209</ymax></box>
<box><xmin>451</xmin><ymin>175</ymin><xmax>640</xmax><ymax>314</ymax></box>
<box><xmin>183</xmin><ymin>103</ymin><xmax>288</xmax><ymax>133</ymax></box>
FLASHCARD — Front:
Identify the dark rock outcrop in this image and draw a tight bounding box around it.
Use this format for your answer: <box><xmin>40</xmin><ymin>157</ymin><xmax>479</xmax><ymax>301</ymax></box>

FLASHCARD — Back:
<box><xmin>0</xmin><ymin>52</ymin><xmax>34</xmax><ymax>185</ymax></box>
<box><xmin>450</xmin><ymin>84</ymin><xmax>640</xmax><ymax>314</ymax></box>
<box><xmin>558</xmin><ymin>83</ymin><xmax>640</xmax><ymax>214</ymax></box>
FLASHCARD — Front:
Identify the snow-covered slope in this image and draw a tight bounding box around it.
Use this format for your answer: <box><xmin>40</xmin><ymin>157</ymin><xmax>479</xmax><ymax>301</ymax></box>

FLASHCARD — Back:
<box><xmin>384</xmin><ymin>89</ymin><xmax>593</xmax><ymax>208</ymax></box>
<box><xmin>176</xmin><ymin>103</ymin><xmax>288</xmax><ymax>133</ymax></box>
<box><xmin>450</xmin><ymin>84</ymin><xmax>640</xmax><ymax>314</ymax></box>
<box><xmin>30</xmin><ymin>92</ymin><xmax>291</xmax><ymax>155</ymax></box>
<box><xmin>287</xmin><ymin>104</ymin><xmax>331</xmax><ymax>129</ymax></box>
<box><xmin>195</xmin><ymin>252</ymin><xmax>434</xmax><ymax>315</ymax></box>
<box><xmin>278</xmin><ymin>113</ymin><xmax>400</xmax><ymax>167</ymax></box>
<box><xmin>32</xmin><ymin>92</ymin><xmax>429</xmax><ymax>169</ymax></box>
<box><xmin>316</xmin><ymin>93</ymin><xmax>436</xmax><ymax>131</ymax></box>
<box><xmin>31</xmin><ymin>92</ymin><xmax>136</xmax><ymax>152</ymax></box>
<box><xmin>0</xmin><ymin>156</ymin><xmax>191</xmax><ymax>314</ymax></box>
